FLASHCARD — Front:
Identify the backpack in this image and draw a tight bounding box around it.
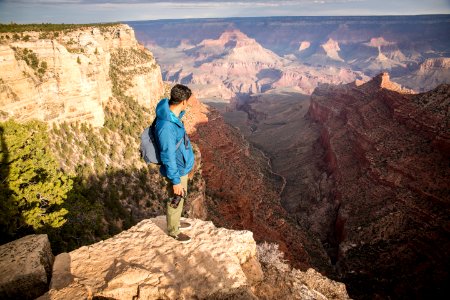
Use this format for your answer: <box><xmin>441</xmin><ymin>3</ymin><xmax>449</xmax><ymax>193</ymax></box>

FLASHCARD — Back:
<box><xmin>140</xmin><ymin>118</ymin><xmax>184</xmax><ymax>164</ymax></box>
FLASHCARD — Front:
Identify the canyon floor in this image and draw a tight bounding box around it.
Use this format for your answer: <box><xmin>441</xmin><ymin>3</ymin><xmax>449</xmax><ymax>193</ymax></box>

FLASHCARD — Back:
<box><xmin>207</xmin><ymin>89</ymin><xmax>339</xmax><ymax>269</ymax></box>
<box><xmin>209</xmin><ymin>88</ymin><xmax>335</xmax><ymax>245</ymax></box>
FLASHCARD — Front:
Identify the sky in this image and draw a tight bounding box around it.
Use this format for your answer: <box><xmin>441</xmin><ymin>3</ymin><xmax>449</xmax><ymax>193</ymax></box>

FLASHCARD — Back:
<box><xmin>1</xmin><ymin>0</ymin><xmax>450</xmax><ymax>24</ymax></box>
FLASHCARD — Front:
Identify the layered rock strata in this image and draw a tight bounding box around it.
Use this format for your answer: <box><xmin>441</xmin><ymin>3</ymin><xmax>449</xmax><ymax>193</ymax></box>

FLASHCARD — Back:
<box><xmin>150</xmin><ymin>29</ymin><xmax>366</xmax><ymax>100</ymax></box>
<box><xmin>396</xmin><ymin>57</ymin><xmax>450</xmax><ymax>92</ymax></box>
<box><xmin>309</xmin><ymin>73</ymin><xmax>450</xmax><ymax>298</ymax></box>
<box><xmin>192</xmin><ymin>106</ymin><xmax>333</xmax><ymax>274</ymax></box>
<box><xmin>0</xmin><ymin>24</ymin><xmax>163</xmax><ymax>127</ymax></box>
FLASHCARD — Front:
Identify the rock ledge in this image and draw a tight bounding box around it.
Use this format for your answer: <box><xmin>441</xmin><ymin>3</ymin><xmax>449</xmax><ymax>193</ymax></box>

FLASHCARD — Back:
<box><xmin>39</xmin><ymin>217</ymin><xmax>261</xmax><ymax>299</ymax></box>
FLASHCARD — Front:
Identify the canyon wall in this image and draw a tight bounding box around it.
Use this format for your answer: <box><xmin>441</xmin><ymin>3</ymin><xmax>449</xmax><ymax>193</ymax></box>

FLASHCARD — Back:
<box><xmin>308</xmin><ymin>73</ymin><xmax>450</xmax><ymax>298</ymax></box>
<box><xmin>0</xmin><ymin>24</ymin><xmax>164</xmax><ymax>127</ymax></box>
<box><xmin>395</xmin><ymin>57</ymin><xmax>450</xmax><ymax>92</ymax></box>
<box><xmin>191</xmin><ymin>106</ymin><xmax>335</xmax><ymax>275</ymax></box>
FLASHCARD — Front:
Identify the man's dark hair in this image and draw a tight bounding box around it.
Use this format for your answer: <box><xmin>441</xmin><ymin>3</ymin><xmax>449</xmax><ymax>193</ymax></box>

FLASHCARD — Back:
<box><xmin>169</xmin><ymin>84</ymin><xmax>192</xmax><ymax>105</ymax></box>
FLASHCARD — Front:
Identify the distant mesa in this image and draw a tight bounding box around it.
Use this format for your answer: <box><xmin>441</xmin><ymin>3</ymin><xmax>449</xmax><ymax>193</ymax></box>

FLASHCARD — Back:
<box><xmin>321</xmin><ymin>38</ymin><xmax>344</xmax><ymax>62</ymax></box>
<box><xmin>298</xmin><ymin>41</ymin><xmax>311</xmax><ymax>52</ymax></box>
<box><xmin>419</xmin><ymin>57</ymin><xmax>450</xmax><ymax>72</ymax></box>
<box><xmin>395</xmin><ymin>57</ymin><xmax>450</xmax><ymax>92</ymax></box>
<box><xmin>364</xmin><ymin>37</ymin><xmax>395</xmax><ymax>48</ymax></box>
<box><xmin>153</xmin><ymin>29</ymin><xmax>365</xmax><ymax>99</ymax></box>
<box><xmin>132</xmin><ymin>16</ymin><xmax>450</xmax><ymax>94</ymax></box>
<box><xmin>199</xmin><ymin>29</ymin><xmax>251</xmax><ymax>50</ymax></box>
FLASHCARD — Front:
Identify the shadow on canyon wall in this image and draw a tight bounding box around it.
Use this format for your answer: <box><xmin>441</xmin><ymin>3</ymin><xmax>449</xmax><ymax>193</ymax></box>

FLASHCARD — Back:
<box><xmin>0</xmin><ymin>126</ymin><xmax>15</xmax><ymax>244</ymax></box>
<box><xmin>221</xmin><ymin>84</ymin><xmax>450</xmax><ymax>299</ymax></box>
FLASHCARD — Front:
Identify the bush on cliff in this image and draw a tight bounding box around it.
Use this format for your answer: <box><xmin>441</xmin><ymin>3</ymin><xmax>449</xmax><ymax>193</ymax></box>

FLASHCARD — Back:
<box><xmin>0</xmin><ymin>120</ymin><xmax>72</xmax><ymax>242</ymax></box>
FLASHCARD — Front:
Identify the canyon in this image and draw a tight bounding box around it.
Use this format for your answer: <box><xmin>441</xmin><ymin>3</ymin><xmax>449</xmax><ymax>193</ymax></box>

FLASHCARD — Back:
<box><xmin>309</xmin><ymin>74</ymin><xmax>449</xmax><ymax>298</ymax></box>
<box><xmin>0</xmin><ymin>23</ymin><xmax>348</xmax><ymax>299</ymax></box>
<box><xmin>130</xmin><ymin>15</ymin><xmax>450</xmax><ymax>96</ymax></box>
<box><xmin>1</xmin><ymin>19</ymin><xmax>449</xmax><ymax>299</ymax></box>
<box><xmin>228</xmin><ymin>73</ymin><xmax>449</xmax><ymax>299</ymax></box>
<box><xmin>145</xmin><ymin>28</ymin><xmax>365</xmax><ymax>100</ymax></box>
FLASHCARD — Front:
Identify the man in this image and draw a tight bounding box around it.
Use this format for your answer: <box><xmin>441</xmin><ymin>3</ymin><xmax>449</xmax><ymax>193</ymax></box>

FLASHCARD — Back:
<box><xmin>154</xmin><ymin>84</ymin><xmax>195</xmax><ymax>243</ymax></box>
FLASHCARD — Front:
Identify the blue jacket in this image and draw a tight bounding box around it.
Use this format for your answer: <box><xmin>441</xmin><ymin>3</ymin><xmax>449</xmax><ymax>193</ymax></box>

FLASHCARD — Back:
<box><xmin>154</xmin><ymin>98</ymin><xmax>195</xmax><ymax>185</ymax></box>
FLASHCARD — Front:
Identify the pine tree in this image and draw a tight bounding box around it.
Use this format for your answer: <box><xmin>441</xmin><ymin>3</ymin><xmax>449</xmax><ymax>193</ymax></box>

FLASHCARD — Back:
<box><xmin>0</xmin><ymin>120</ymin><xmax>72</xmax><ymax>238</ymax></box>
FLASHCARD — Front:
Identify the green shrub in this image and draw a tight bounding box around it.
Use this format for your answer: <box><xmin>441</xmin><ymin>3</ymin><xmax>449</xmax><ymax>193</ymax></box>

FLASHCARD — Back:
<box><xmin>0</xmin><ymin>120</ymin><xmax>73</xmax><ymax>241</ymax></box>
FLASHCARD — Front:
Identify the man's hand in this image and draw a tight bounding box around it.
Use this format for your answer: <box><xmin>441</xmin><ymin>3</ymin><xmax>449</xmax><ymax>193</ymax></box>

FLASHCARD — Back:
<box><xmin>173</xmin><ymin>184</ymin><xmax>184</xmax><ymax>196</ymax></box>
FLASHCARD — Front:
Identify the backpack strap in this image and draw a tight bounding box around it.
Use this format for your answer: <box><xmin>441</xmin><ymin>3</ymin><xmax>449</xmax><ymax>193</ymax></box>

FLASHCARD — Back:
<box><xmin>152</xmin><ymin>118</ymin><xmax>184</xmax><ymax>150</ymax></box>
<box><xmin>175</xmin><ymin>136</ymin><xmax>184</xmax><ymax>150</ymax></box>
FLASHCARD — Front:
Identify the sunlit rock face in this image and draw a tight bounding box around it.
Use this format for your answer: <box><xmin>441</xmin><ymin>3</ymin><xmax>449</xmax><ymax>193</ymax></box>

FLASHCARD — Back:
<box><xmin>142</xmin><ymin>28</ymin><xmax>366</xmax><ymax>100</ymax></box>
<box><xmin>0</xmin><ymin>24</ymin><xmax>163</xmax><ymax>127</ymax></box>
<box><xmin>131</xmin><ymin>15</ymin><xmax>450</xmax><ymax>97</ymax></box>
<box><xmin>38</xmin><ymin>217</ymin><xmax>261</xmax><ymax>299</ymax></box>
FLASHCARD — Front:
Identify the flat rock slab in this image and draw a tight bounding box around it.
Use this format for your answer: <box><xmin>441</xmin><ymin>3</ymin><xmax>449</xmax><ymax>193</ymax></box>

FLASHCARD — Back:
<box><xmin>42</xmin><ymin>217</ymin><xmax>260</xmax><ymax>299</ymax></box>
<box><xmin>0</xmin><ymin>234</ymin><xmax>54</xmax><ymax>300</ymax></box>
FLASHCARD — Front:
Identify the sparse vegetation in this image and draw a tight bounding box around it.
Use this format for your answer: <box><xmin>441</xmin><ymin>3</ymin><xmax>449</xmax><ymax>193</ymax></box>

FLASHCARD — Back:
<box><xmin>0</xmin><ymin>28</ymin><xmax>174</xmax><ymax>254</ymax></box>
<box><xmin>0</xmin><ymin>23</ymin><xmax>119</xmax><ymax>33</ymax></box>
<box><xmin>38</xmin><ymin>44</ymin><xmax>168</xmax><ymax>253</ymax></box>
<box><xmin>11</xmin><ymin>47</ymin><xmax>47</xmax><ymax>80</ymax></box>
<box><xmin>257</xmin><ymin>242</ymin><xmax>290</xmax><ymax>272</ymax></box>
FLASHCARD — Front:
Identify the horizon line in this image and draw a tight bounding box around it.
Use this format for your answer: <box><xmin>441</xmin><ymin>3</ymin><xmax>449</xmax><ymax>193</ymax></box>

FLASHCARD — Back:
<box><xmin>2</xmin><ymin>13</ymin><xmax>450</xmax><ymax>25</ymax></box>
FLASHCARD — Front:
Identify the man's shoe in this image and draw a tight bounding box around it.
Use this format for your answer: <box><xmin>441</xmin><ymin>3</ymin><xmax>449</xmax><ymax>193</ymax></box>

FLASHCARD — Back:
<box><xmin>179</xmin><ymin>221</ymin><xmax>192</xmax><ymax>231</ymax></box>
<box><xmin>171</xmin><ymin>233</ymin><xmax>191</xmax><ymax>244</ymax></box>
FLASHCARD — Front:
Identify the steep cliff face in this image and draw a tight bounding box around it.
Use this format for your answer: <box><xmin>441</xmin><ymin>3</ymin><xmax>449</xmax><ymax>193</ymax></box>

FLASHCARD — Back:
<box><xmin>0</xmin><ymin>24</ymin><xmax>167</xmax><ymax>255</ymax></box>
<box><xmin>309</xmin><ymin>73</ymin><xmax>450</xmax><ymax>298</ymax></box>
<box><xmin>191</xmin><ymin>107</ymin><xmax>334</xmax><ymax>274</ymax></box>
<box><xmin>0</xmin><ymin>24</ymin><xmax>163</xmax><ymax>127</ymax></box>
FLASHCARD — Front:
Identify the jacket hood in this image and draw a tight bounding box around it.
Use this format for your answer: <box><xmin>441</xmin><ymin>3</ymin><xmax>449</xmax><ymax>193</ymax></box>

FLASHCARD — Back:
<box><xmin>155</xmin><ymin>98</ymin><xmax>185</xmax><ymax>126</ymax></box>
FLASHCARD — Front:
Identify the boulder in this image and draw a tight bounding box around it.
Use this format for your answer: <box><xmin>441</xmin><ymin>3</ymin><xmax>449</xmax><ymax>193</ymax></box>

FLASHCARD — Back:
<box><xmin>0</xmin><ymin>234</ymin><xmax>54</xmax><ymax>300</ymax></box>
<box><xmin>40</xmin><ymin>217</ymin><xmax>262</xmax><ymax>299</ymax></box>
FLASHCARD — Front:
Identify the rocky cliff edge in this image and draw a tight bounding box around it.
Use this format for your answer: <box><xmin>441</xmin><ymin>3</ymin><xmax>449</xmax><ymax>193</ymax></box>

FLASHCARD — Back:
<box><xmin>8</xmin><ymin>217</ymin><xmax>348</xmax><ymax>300</ymax></box>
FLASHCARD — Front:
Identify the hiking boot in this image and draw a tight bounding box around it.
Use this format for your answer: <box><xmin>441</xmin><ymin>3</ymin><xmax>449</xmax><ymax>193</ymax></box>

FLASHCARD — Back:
<box><xmin>179</xmin><ymin>221</ymin><xmax>192</xmax><ymax>231</ymax></box>
<box><xmin>171</xmin><ymin>233</ymin><xmax>191</xmax><ymax>244</ymax></box>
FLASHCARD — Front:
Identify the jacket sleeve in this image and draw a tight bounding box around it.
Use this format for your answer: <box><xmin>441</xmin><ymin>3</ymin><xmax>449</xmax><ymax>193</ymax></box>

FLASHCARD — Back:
<box><xmin>156</xmin><ymin>123</ymin><xmax>181</xmax><ymax>185</ymax></box>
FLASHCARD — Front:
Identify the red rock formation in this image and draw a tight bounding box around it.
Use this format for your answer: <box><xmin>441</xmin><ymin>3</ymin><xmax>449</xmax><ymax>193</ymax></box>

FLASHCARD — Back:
<box><xmin>190</xmin><ymin>106</ymin><xmax>333</xmax><ymax>273</ymax></box>
<box><xmin>175</xmin><ymin>96</ymin><xmax>332</xmax><ymax>273</ymax></box>
<box><xmin>308</xmin><ymin>73</ymin><xmax>450</xmax><ymax>298</ymax></box>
